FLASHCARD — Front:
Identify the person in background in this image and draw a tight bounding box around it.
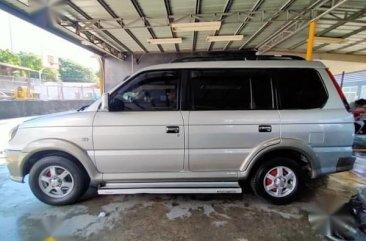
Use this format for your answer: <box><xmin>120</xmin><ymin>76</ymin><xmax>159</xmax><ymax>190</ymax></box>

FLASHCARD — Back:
<box><xmin>351</xmin><ymin>99</ymin><xmax>366</xmax><ymax>119</ymax></box>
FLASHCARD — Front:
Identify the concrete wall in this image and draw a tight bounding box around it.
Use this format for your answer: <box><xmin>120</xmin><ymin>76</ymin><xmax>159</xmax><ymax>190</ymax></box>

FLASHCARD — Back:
<box><xmin>0</xmin><ymin>100</ymin><xmax>94</xmax><ymax>119</ymax></box>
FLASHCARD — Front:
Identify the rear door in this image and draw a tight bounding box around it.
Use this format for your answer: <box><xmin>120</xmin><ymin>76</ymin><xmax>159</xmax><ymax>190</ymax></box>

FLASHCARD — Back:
<box><xmin>187</xmin><ymin>69</ymin><xmax>281</xmax><ymax>171</ymax></box>
<box><xmin>93</xmin><ymin>70</ymin><xmax>185</xmax><ymax>173</ymax></box>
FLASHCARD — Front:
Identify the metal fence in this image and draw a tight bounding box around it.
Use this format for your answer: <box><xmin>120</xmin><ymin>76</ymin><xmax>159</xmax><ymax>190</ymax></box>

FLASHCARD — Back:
<box><xmin>0</xmin><ymin>75</ymin><xmax>100</xmax><ymax>100</ymax></box>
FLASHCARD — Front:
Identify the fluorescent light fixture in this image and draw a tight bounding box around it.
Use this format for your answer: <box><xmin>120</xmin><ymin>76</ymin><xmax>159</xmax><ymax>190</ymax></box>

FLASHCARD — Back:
<box><xmin>171</xmin><ymin>22</ymin><xmax>221</xmax><ymax>32</ymax></box>
<box><xmin>147</xmin><ymin>38</ymin><xmax>182</xmax><ymax>44</ymax></box>
<box><xmin>315</xmin><ymin>36</ymin><xmax>348</xmax><ymax>44</ymax></box>
<box><xmin>207</xmin><ymin>35</ymin><xmax>244</xmax><ymax>42</ymax></box>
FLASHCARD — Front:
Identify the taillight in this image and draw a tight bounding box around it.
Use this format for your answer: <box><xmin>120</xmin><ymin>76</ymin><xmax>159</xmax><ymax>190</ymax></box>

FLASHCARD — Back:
<box><xmin>326</xmin><ymin>68</ymin><xmax>351</xmax><ymax>112</ymax></box>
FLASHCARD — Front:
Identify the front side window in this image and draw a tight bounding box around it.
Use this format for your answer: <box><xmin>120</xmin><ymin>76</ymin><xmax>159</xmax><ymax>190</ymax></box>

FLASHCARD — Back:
<box><xmin>109</xmin><ymin>70</ymin><xmax>179</xmax><ymax>111</ymax></box>
<box><xmin>189</xmin><ymin>69</ymin><xmax>273</xmax><ymax>110</ymax></box>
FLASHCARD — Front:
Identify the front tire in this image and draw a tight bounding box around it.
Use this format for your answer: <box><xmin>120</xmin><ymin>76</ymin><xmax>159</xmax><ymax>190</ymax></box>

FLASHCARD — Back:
<box><xmin>250</xmin><ymin>157</ymin><xmax>303</xmax><ymax>205</ymax></box>
<box><xmin>29</xmin><ymin>156</ymin><xmax>89</xmax><ymax>205</ymax></box>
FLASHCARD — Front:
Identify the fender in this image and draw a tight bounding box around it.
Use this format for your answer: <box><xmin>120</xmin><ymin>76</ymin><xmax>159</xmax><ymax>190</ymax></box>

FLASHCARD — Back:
<box><xmin>22</xmin><ymin>138</ymin><xmax>102</xmax><ymax>182</ymax></box>
<box><xmin>239</xmin><ymin>138</ymin><xmax>321</xmax><ymax>179</ymax></box>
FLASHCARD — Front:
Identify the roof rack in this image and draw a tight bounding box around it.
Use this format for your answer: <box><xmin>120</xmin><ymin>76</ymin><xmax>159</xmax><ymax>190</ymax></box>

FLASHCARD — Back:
<box><xmin>172</xmin><ymin>54</ymin><xmax>304</xmax><ymax>63</ymax></box>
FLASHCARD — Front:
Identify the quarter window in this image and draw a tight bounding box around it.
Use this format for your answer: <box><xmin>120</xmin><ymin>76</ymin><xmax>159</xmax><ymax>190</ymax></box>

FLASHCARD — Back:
<box><xmin>109</xmin><ymin>70</ymin><xmax>179</xmax><ymax>111</ymax></box>
<box><xmin>275</xmin><ymin>69</ymin><xmax>328</xmax><ymax>109</ymax></box>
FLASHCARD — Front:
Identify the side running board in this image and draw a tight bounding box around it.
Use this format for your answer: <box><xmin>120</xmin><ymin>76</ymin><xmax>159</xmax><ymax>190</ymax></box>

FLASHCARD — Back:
<box><xmin>98</xmin><ymin>182</ymin><xmax>242</xmax><ymax>195</ymax></box>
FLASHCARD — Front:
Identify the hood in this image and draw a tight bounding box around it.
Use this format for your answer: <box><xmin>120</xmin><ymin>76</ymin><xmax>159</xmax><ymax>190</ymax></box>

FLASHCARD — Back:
<box><xmin>20</xmin><ymin>110</ymin><xmax>95</xmax><ymax>128</ymax></box>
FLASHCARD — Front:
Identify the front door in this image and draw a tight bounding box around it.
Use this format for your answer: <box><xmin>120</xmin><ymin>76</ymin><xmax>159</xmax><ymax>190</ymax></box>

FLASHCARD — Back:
<box><xmin>187</xmin><ymin>69</ymin><xmax>281</xmax><ymax>171</ymax></box>
<box><xmin>93</xmin><ymin>70</ymin><xmax>184</xmax><ymax>173</ymax></box>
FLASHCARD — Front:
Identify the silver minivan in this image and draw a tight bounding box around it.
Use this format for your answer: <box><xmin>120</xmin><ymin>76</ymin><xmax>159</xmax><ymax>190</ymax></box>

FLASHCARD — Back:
<box><xmin>5</xmin><ymin>58</ymin><xmax>355</xmax><ymax>205</ymax></box>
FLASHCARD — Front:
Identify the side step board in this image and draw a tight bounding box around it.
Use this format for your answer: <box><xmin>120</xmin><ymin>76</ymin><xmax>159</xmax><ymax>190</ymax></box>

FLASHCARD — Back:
<box><xmin>98</xmin><ymin>182</ymin><xmax>242</xmax><ymax>195</ymax></box>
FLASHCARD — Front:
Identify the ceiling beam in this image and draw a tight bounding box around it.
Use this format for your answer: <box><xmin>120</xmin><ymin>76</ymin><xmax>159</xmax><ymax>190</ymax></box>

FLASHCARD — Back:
<box><xmin>345</xmin><ymin>46</ymin><xmax>366</xmax><ymax>54</ymax></box>
<box><xmin>130</xmin><ymin>0</ymin><xmax>164</xmax><ymax>53</ymax></box>
<box><xmin>223</xmin><ymin>0</ymin><xmax>265</xmax><ymax>51</ymax></box>
<box><xmin>65</xmin><ymin>0</ymin><xmax>131</xmax><ymax>53</ymax></box>
<box><xmin>192</xmin><ymin>0</ymin><xmax>202</xmax><ymax>52</ymax></box>
<box><xmin>256</xmin><ymin>0</ymin><xmax>326</xmax><ymax>51</ymax></box>
<box><xmin>64</xmin><ymin>11</ymin><xmax>366</xmax><ymax>32</ymax></box>
<box><xmin>329</xmin><ymin>28</ymin><xmax>366</xmax><ymax>53</ymax></box>
<box><xmin>258</xmin><ymin>0</ymin><xmax>349</xmax><ymax>54</ymax></box>
<box><xmin>237</xmin><ymin>0</ymin><xmax>296</xmax><ymax>50</ymax></box>
<box><xmin>268</xmin><ymin>49</ymin><xmax>366</xmax><ymax>63</ymax></box>
<box><xmin>289</xmin><ymin>5</ymin><xmax>366</xmax><ymax>50</ymax></box>
<box><xmin>207</xmin><ymin>0</ymin><xmax>233</xmax><ymax>51</ymax></box>
<box><xmin>164</xmin><ymin>0</ymin><xmax>179</xmax><ymax>52</ymax></box>
<box><xmin>97</xmin><ymin>0</ymin><xmax>148</xmax><ymax>53</ymax></box>
<box><xmin>314</xmin><ymin>7</ymin><xmax>366</xmax><ymax>51</ymax></box>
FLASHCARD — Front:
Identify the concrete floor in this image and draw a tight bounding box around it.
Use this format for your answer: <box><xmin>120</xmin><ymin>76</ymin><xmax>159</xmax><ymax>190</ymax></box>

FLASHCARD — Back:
<box><xmin>0</xmin><ymin>164</ymin><xmax>365</xmax><ymax>241</ymax></box>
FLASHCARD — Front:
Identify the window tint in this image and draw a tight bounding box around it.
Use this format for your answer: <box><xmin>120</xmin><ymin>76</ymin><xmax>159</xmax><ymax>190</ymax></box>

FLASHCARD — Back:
<box><xmin>190</xmin><ymin>69</ymin><xmax>273</xmax><ymax>110</ymax></box>
<box><xmin>275</xmin><ymin>69</ymin><xmax>328</xmax><ymax>109</ymax></box>
<box><xmin>190</xmin><ymin>70</ymin><xmax>251</xmax><ymax>110</ymax></box>
<box><xmin>109</xmin><ymin>70</ymin><xmax>179</xmax><ymax>111</ymax></box>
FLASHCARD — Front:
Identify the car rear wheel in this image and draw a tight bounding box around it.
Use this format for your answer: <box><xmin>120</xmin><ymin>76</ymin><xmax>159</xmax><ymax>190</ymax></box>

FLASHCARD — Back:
<box><xmin>29</xmin><ymin>156</ymin><xmax>89</xmax><ymax>205</ymax></box>
<box><xmin>250</xmin><ymin>157</ymin><xmax>303</xmax><ymax>205</ymax></box>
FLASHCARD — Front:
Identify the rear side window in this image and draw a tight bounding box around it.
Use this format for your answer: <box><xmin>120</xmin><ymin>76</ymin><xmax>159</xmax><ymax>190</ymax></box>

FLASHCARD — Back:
<box><xmin>275</xmin><ymin>69</ymin><xmax>328</xmax><ymax>109</ymax></box>
<box><xmin>189</xmin><ymin>69</ymin><xmax>273</xmax><ymax>110</ymax></box>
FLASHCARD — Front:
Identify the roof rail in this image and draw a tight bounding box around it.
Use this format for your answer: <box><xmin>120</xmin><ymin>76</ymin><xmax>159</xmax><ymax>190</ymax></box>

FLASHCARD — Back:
<box><xmin>172</xmin><ymin>54</ymin><xmax>304</xmax><ymax>63</ymax></box>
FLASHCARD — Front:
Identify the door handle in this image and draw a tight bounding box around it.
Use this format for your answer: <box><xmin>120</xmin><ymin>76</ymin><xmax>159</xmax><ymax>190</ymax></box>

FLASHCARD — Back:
<box><xmin>166</xmin><ymin>126</ymin><xmax>180</xmax><ymax>134</ymax></box>
<box><xmin>259</xmin><ymin>125</ymin><xmax>272</xmax><ymax>133</ymax></box>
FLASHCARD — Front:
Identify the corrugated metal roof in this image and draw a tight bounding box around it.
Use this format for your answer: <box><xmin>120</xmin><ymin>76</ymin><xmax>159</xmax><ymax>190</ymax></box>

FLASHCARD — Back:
<box><xmin>2</xmin><ymin>0</ymin><xmax>366</xmax><ymax>59</ymax></box>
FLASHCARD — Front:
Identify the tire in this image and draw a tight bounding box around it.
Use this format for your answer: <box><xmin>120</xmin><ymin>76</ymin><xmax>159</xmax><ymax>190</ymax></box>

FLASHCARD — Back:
<box><xmin>250</xmin><ymin>157</ymin><xmax>303</xmax><ymax>205</ymax></box>
<box><xmin>29</xmin><ymin>155</ymin><xmax>89</xmax><ymax>206</ymax></box>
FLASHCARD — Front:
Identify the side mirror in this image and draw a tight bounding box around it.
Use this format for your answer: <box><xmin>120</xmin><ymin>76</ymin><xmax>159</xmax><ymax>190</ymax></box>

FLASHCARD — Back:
<box><xmin>101</xmin><ymin>93</ymin><xmax>109</xmax><ymax>111</ymax></box>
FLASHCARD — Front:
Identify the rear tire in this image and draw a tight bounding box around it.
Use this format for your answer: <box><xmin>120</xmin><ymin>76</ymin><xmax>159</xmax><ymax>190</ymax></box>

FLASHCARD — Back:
<box><xmin>29</xmin><ymin>156</ymin><xmax>89</xmax><ymax>206</ymax></box>
<box><xmin>250</xmin><ymin>157</ymin><xmax>303</xmax><ymax>205</ymax></box>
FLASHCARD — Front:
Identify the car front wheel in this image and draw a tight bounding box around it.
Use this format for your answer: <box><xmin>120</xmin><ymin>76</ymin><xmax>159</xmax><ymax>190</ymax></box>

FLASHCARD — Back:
<box><xmin>29</xmin><ymin>155</ymin><xmax>88</xmax><ymax>205</ymax></box>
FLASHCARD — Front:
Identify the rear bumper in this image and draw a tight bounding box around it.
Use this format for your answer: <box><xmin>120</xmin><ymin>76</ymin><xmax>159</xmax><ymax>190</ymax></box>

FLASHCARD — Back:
<box><xmin>336</xmin><ymin>156</ymin><xmax>356</xmax><ymax>173</ymax></box>
<box><xmin>312</xmin><ymin>147</ymin><xmax>355</xmax><ymax>178</ymax></box>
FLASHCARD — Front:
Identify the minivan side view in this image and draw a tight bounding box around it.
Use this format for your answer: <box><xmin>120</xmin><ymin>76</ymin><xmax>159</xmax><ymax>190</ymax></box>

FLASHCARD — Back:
<box><xmin>5</xmin><ymin>58</ymin><xmax>355</xmax><ymax>205</ymax></box>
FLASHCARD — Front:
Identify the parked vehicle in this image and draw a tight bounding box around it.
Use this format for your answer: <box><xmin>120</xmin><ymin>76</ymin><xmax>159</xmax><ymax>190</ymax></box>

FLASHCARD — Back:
<box><xmin>5</xmin><ymin>56</ymin><xmax>355</xmax><ymax>205</ymax></box>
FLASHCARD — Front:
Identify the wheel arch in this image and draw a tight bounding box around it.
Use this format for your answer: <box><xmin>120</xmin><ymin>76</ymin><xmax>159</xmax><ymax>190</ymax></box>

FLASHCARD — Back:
<box><xmin>240</xmin><ymin>138</ymin><xmax>321</xmax><ymax>180</ymax></box>
<box><xmin>21</xmin><ymin>139</ymin><xmax>100</xmax><ymax>184</ymax></box>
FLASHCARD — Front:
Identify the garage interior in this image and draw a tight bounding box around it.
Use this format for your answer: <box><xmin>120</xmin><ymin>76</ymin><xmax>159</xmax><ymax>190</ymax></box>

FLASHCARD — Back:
<box><xmin>0</xmin><ymin>0</ymin><xmax>366</xmax><ymax>240</ymax></box>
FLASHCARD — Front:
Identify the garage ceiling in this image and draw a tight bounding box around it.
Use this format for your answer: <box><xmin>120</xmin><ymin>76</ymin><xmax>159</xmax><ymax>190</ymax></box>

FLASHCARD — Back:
<box><xmin>2</xmin><ymin>0</ymin><xmax>366</xmax><ymax>60</ymax></box>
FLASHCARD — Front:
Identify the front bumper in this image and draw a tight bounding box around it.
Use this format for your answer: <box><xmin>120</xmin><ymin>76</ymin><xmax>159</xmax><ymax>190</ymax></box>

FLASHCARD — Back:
<box><xmin>4</xmin><ymin>149</ymin><xmax>25</xmax><ymax>183</ymax></box>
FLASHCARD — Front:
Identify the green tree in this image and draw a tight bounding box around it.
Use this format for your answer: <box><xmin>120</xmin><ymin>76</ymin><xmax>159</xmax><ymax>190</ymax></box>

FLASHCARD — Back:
<box><xmin>18</xmin><ymin>51</ymin><xmax>42</xmax><ymax>70</ymax></box>
<box><xmin>0</xmin><ymin>49</ymin><xmax>20</xmax><ymax>65</ymax></box>
<box><xmin>59</xmin><ymin>58</ymin><xmax>97</xmax><ymax>83</ymax></box>
<box><xmin>42</xmin><ymin>67</ymin><xmax>58</xmax><ymax>81</ymax></box>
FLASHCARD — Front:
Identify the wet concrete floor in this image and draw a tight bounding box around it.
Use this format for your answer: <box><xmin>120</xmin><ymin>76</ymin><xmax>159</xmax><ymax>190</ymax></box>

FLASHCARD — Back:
<box><xmin>0</xmin><ymin>164</ymin><xmax>365</xmax><ymax>241</ymax></box>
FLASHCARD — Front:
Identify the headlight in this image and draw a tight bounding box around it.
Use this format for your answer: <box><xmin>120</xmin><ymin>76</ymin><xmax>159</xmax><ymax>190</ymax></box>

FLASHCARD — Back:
<box><xmin>8</xmin><ymin>125</ymin><xmax>19</xmax><ymax>142</ymax></box>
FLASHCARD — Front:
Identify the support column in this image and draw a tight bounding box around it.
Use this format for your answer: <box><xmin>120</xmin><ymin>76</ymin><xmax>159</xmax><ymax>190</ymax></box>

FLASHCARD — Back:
<box><xmin>98</xmin><ymin>57</ymin><xmax>105</xmax><ymax>95</ymax></box>
<box><xmin>306</xmin><ymin>20</ymin><xmax>316</xmax><ymax>61</ymax></box>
